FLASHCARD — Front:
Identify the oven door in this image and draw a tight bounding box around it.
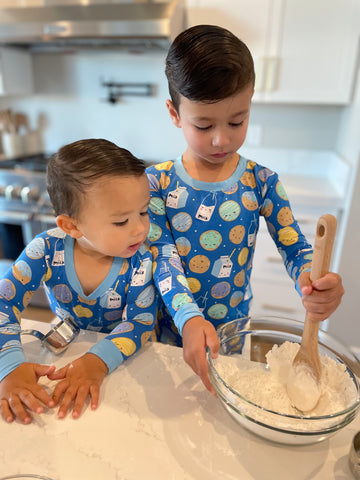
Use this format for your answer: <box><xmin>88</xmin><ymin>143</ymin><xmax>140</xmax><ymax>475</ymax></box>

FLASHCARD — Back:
<box><xmin>0</xmin><ymin>209</ymin><xmax>35</xmax><ymax>245</ymax></box>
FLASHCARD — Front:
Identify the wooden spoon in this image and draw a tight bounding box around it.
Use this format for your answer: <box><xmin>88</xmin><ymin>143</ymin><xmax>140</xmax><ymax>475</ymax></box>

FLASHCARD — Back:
<box><xmin>287</xmin><ymin>214</ymin><xmax>337</xmax><ymax>412</ymax></box>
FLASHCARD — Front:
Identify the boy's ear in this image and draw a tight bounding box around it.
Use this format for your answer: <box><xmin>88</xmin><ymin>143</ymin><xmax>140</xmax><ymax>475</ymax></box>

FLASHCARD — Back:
<box><xmin>166</xmin><ymin>99</ymin><xmax>181</xmax><ymax>128</ymax></box>
<box><xmin>56</xmin><ymin>214</ymin><xmax>83</xmax><ymax>239</ymax></box>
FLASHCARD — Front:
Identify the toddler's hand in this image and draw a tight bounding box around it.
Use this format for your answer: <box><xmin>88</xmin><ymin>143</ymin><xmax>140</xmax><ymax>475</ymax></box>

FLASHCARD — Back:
<box><xmin>298</xmin><ymin>271</ymin><xmax>344</xmax><ymax>321</ymax></box>
<box><xmin>48</xmin><ymin>353</ymin><xmax>108</xmax><ymax>419</ymax></box>
<box><xmin>181</xmin><ymin>316</ymin><xmax>219</xmax><ymax>395</ymax></box>
<box><xmin>0</xmin><ymin>363</ymin><xmax>56</xmax><ymax>424</ymax></box>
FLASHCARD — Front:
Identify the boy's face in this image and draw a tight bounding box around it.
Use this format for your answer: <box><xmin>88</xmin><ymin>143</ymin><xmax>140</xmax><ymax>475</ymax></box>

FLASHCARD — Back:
<box><xmin>167</xmin><ymin>85</ymin><xmax>254</xmax><ymax>167</ymax></box>
<box><xmin>73</xmin><ymin>174</ymin><xmax>150</xmax><ymax>258</ymax></box>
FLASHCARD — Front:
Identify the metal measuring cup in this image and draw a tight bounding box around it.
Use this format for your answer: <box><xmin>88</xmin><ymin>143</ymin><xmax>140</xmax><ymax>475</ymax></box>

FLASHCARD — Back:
<box><xmin>21</xmin><ymin>317</ymin><xmax>80</xmax><ymax>354</ymax></box>
<box><xmin>349</xmin><ymin>431</ymin><xmax>360</xmax><ymax>479</ymax></box>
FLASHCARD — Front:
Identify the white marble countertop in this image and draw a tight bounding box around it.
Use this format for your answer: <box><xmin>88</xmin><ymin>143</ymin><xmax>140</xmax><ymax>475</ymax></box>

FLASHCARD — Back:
<box><xmin>0</xmin><ymin>319</ymin><xmax>359</xmax><ymax>480</ymax></box>
<box><xmin>241</xmin><ymin>147</ymin><xmax>350</xmax><ymax>209</ymax></box>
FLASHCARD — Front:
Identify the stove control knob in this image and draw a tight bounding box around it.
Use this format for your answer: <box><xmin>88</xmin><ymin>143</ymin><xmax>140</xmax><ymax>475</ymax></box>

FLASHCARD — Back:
<box><xmin>4</xmin><ymin>184</ymin><xmax>23</xmax><ymax>200</ymax></box>
<box><xmin>21</xmin><ymin>186</ymin><xmax>40</xmax><ymax>203</ymax></box>
<box><xmin>5</xmin><ymin>184</ymin><xmax>15</xmax><ymax>201</ymax></box>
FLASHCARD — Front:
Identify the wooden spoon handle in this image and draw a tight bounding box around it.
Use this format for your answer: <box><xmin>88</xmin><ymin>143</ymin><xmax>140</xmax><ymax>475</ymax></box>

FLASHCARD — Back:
<box><xmin>309</xmin><ymin>214</ymin><xmax>337</xmax><ymax>283</ymax></box>
<box><xmin>301</xmin><ymin>214</ymin><xmax>337</xmax><ymax>356</ymax></box>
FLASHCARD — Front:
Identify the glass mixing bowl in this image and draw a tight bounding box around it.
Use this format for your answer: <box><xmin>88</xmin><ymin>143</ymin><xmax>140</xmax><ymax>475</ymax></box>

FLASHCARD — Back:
<box><xmin>207</xmin><ymin>316</ymin><xmax>360</xmax><ymax>445</ymax></box>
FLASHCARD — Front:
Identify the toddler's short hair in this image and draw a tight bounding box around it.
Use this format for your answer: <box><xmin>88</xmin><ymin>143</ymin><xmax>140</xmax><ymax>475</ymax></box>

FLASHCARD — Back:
<box><xmin>165</xmin><ymin>24</ymin><xmax>255</xmax><ymax>112</ymax></box>
<box><xmin>47</xmin><ymin>138</ymin><xmax>145</xmax><ymax>218</ymax></box>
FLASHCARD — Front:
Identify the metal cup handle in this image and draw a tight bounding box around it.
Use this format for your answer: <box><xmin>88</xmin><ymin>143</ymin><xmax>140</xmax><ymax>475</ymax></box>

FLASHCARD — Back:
<box><xmin>20</xmin><ymin>329</ymin><xmax>46</xmax><ymax>341</ymax></box>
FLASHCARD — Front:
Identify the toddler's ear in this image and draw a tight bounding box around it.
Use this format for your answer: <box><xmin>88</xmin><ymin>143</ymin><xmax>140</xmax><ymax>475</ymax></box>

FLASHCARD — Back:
<box><xmin>56</xmin><ymin>214</ymin><xmax>82</xmax><ymax>239</ymax></box>
<box><xmin>166</xmin><ymin>99</ymin><xmax>181</xmax><ymax>128</ymax></box>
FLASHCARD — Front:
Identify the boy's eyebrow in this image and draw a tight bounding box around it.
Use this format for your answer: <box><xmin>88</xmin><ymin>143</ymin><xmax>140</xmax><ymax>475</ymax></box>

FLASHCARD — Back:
<box><xmin>193</xmin><ymin>109</ymin><xmax>249</xmax><ymax>121</ymax></box>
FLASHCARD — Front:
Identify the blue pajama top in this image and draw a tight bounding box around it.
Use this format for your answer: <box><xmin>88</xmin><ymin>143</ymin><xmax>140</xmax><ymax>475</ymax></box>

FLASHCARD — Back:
<box><xmin>0</xmin><ymin>227</ymin><xmax>157</xmax><ymax>382</ymax></box>
<box><xmin>146</xmin><ymin>156</ymin><xmax>313</xmax><ymax>334</ymax></box>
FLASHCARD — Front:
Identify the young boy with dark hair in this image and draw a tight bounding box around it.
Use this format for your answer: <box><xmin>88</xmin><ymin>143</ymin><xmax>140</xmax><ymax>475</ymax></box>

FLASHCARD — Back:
<box><xmin>146</xmin><ymin>24</ymin><xmax>344</xmax><ymax>394</ymax></box>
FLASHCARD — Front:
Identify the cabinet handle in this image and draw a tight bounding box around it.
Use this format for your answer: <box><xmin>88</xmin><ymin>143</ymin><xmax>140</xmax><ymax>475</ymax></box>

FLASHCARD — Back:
<box><xmin>261</xmin><ymin>303</ymin><xmax>297</xmax><ymax>314</ymax></box>
<box><xmin>265</xmin><ymin>57</ymin><xmax>279</xmax><ymax>92</ymax></box>
<box><xmin>254</xmin><ymin>57</ymin><xmax>266</xmax><ymax>92</ymax></box>
<box><xmin>296</xmin><ymin>218</ymin><xmax>316</xmax><ymax>225</ymax></box>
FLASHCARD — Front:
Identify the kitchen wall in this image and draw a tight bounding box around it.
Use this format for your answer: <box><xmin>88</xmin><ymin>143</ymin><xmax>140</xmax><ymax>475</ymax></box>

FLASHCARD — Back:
<box><xmin>0</xmin><ymin>49</ymin><xmax>344</xmax><ymax>160</ymax></box>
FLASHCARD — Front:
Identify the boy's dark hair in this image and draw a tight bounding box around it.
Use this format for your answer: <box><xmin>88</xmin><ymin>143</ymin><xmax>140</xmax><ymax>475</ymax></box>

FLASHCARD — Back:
<box><xmin>165</xmin><ymin>24</ymin><xmax>255</xmax><ymax>112</ymax></box>
<box><xmin>47</xmin><ymin>138</ymin><xmax>145</xmax><ymax>218</ymax></box>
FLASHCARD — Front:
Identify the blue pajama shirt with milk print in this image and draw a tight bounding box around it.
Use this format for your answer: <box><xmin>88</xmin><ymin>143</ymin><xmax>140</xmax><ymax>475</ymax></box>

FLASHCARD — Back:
<box><xmin>0</xmin><ymin>227</ymin><xmax>157</xmax><ymax>382</ymax></box>
<box><xmin>146</xmin><ymin>156</ymin><xmax>313</xmax><ymax>345</ymax></box>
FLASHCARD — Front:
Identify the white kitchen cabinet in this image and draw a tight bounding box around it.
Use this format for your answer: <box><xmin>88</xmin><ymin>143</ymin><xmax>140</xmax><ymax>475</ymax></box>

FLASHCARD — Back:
<box><xmin>186</xmin><ymin>0</ymin><xmax>359</xmax><ymax>105</ymax></box>
<box><xmin>260</xmin><ymin>0</ymin><xmax>360</xmax><ymax>105</ymax></box>
<box><xmin>0</xmin><ymin>47</ymin><xmax>34</xmax><ymax>96</ymax></box>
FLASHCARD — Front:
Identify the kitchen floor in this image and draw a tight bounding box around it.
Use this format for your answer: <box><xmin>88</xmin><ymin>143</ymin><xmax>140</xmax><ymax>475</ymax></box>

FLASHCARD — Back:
<box><xmin>23</xmin><ymin>306</ymin><xmax>54</xmax><ymax>323</ymax></box>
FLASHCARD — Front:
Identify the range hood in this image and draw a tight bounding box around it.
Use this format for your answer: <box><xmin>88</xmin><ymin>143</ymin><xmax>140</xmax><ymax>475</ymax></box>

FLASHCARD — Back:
<box><xmin>0</xmin><ymin>0</ymin><xmax>185</xmax><ymax>51</ymax></box>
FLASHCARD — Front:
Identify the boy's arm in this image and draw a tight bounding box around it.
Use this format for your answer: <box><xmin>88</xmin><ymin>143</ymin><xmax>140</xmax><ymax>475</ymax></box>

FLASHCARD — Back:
<box><xmin>260</xmin><ymin>173</ymin><xmax>313</xmax><ymax>289</ymax></box>
<box><xmin>146</xmin><ymin>172</ymin><xmax>204</xmax><ymax>335</ymax></box>
<box><xmin>146</xmin><ymin>171</ymin><xmax>219</xmax><ymax>393</ymax></box>
<box><xmin>261</xmin><ymin>173</ymin><xmax>343</xmax><ymax>318</ymax></box>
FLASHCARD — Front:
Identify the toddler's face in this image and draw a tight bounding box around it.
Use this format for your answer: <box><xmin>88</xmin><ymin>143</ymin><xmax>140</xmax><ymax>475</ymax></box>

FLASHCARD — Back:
<box><xmin>75</xmin><ymin>174</ymin><xmax>150</xmax><ymax>258</ymax></box>
<box><xmin>171</xmin><ymin>85</ymin><xmax>254</xmax><ymax>167</ymax></box>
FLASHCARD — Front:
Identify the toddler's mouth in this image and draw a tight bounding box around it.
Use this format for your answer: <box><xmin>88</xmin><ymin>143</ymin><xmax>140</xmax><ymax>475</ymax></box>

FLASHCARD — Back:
<box><xmin>128</xmin><ymin>241</ymin><xmax>143</xmax><ymax>251</ymax></box>
<box><xmin>212</xmin><ymin>152</ymin><xmax>228</xmax><ymax>159</ymax></box>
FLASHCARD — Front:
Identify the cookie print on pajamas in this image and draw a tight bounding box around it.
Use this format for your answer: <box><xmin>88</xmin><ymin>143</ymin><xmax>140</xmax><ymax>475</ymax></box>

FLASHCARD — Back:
<box><xmin>146</xmin><ymin>156</ymin><xmax>312</xmax><ymax>338</ymax></box>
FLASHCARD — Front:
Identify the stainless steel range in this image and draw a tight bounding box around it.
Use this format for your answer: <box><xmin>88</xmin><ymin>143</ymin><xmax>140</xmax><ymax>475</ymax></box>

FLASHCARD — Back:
<box><xmin>0</xmin><ymin>154</ymin><xmax>55</xmax><ymax>243</ymax></box>
<box><xmin>0</xmin><ymin>153</ymin><xmax>56</xmax><ymax>307</ymax></box>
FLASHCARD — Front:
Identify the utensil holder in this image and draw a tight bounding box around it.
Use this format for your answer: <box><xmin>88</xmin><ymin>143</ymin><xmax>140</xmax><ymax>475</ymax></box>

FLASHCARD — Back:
<box><xmin>2</xmin><ymin>131</ymin><xmax>24</xmax><ymax>158</ymax></box>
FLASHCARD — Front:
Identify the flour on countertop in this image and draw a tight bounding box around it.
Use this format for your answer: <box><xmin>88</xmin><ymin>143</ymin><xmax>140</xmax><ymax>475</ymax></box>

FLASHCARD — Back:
<box><xmin>215</xmin><ymin>341</ymin><xmax>358</xmax><ymax>417</ymax></box>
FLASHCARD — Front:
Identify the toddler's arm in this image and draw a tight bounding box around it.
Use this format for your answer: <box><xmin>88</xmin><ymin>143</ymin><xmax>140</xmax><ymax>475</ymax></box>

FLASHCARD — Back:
<box><xmin>0</xmin><ymin>363</ymin><xmax>56</xmax><ymax>424</ymax></box>
<box><xmin>0</xmin><ymin>233</ymin><xmax>51</xmax><ymax>381</ymax></box>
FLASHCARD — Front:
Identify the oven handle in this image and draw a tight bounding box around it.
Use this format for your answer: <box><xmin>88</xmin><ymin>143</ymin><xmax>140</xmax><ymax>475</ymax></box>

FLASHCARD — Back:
<box><xmin>0</xmin><ymin>211</ymin><xmax>33</xmax><ymax>223</ymax></box>
<box><xmin>33</xmin><ymin>213</ymin><xmax>57</xmax><ymax>224</ymax></box>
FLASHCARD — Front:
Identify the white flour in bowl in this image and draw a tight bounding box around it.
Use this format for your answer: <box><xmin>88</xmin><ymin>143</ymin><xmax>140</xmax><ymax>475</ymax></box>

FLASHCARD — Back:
<box><xmin>215</xmin><ymin>341</ymin><xmax>358</xmax><ymax>417</ymax></box>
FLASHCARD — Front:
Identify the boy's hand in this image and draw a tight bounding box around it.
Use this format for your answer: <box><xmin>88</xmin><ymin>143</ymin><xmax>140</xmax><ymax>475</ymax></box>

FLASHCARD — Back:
<box><xmin>181</xmin><ymin>316</ymin><xmax>220</xmax><ymax>395</ymax></box>
<box><xmin>48</xmin><ymin>353</ymin><xmax>108</xmax><ymax>419</ymax></box>
<box><xmin>298</xmin><ymin>271</ymin><xmax>344</xmax><ymax>321</ymax></box>
<box><xmin>0</xmin><ymin>363</ymin><xmax>56</xmax><ymax>424</ymax></box>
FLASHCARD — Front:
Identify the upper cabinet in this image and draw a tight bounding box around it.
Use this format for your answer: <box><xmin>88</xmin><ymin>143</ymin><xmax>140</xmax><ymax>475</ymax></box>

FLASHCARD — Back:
<box><xmin>0</xmin><ymin>47</ymin><xmax>34</xmax><ymax>96</ymax></box>
<box><xmin>186</xmin><ymin>0</ymin><xmax>360</xmax><ymax>105</ymax></box>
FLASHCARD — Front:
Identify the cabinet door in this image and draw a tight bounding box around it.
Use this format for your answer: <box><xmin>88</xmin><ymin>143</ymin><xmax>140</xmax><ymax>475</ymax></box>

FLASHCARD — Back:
<box><xmin>186</xmin><ymin>0</ymin><xmax>359</xmax><ymax>105</ymax></box>
<box><xmin>185</xmin><ymin>0</ymin><xmax>280</xmax><ymax>94</ymax></box>
<box><xmin>259</xmin><ymin>0</ymin><xmax>359</xmax><ymax>105</ymax></box>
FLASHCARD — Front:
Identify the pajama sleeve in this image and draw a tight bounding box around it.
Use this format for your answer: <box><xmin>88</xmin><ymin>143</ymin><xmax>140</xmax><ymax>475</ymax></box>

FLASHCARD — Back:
<box><xmin>256</xmin><ymin>166</ymin><xmax>313</xmax><ymax>294</ymax></box>
<box><xmin>146</xmin><ymin>171</ymin><xmax>204</xmax><ymax>336</ymax></box>
<box><xmin>0</xmin><ymin>235</ymin><xmax>51</xmax><ymax>381</ymax></box>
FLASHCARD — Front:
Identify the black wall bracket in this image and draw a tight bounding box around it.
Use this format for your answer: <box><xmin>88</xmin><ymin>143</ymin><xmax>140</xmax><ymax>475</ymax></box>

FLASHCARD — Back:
<box><xmin>101</xmin><ymin>80</ymin><xmax>154</xmax><ymax>104</ymax></box>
